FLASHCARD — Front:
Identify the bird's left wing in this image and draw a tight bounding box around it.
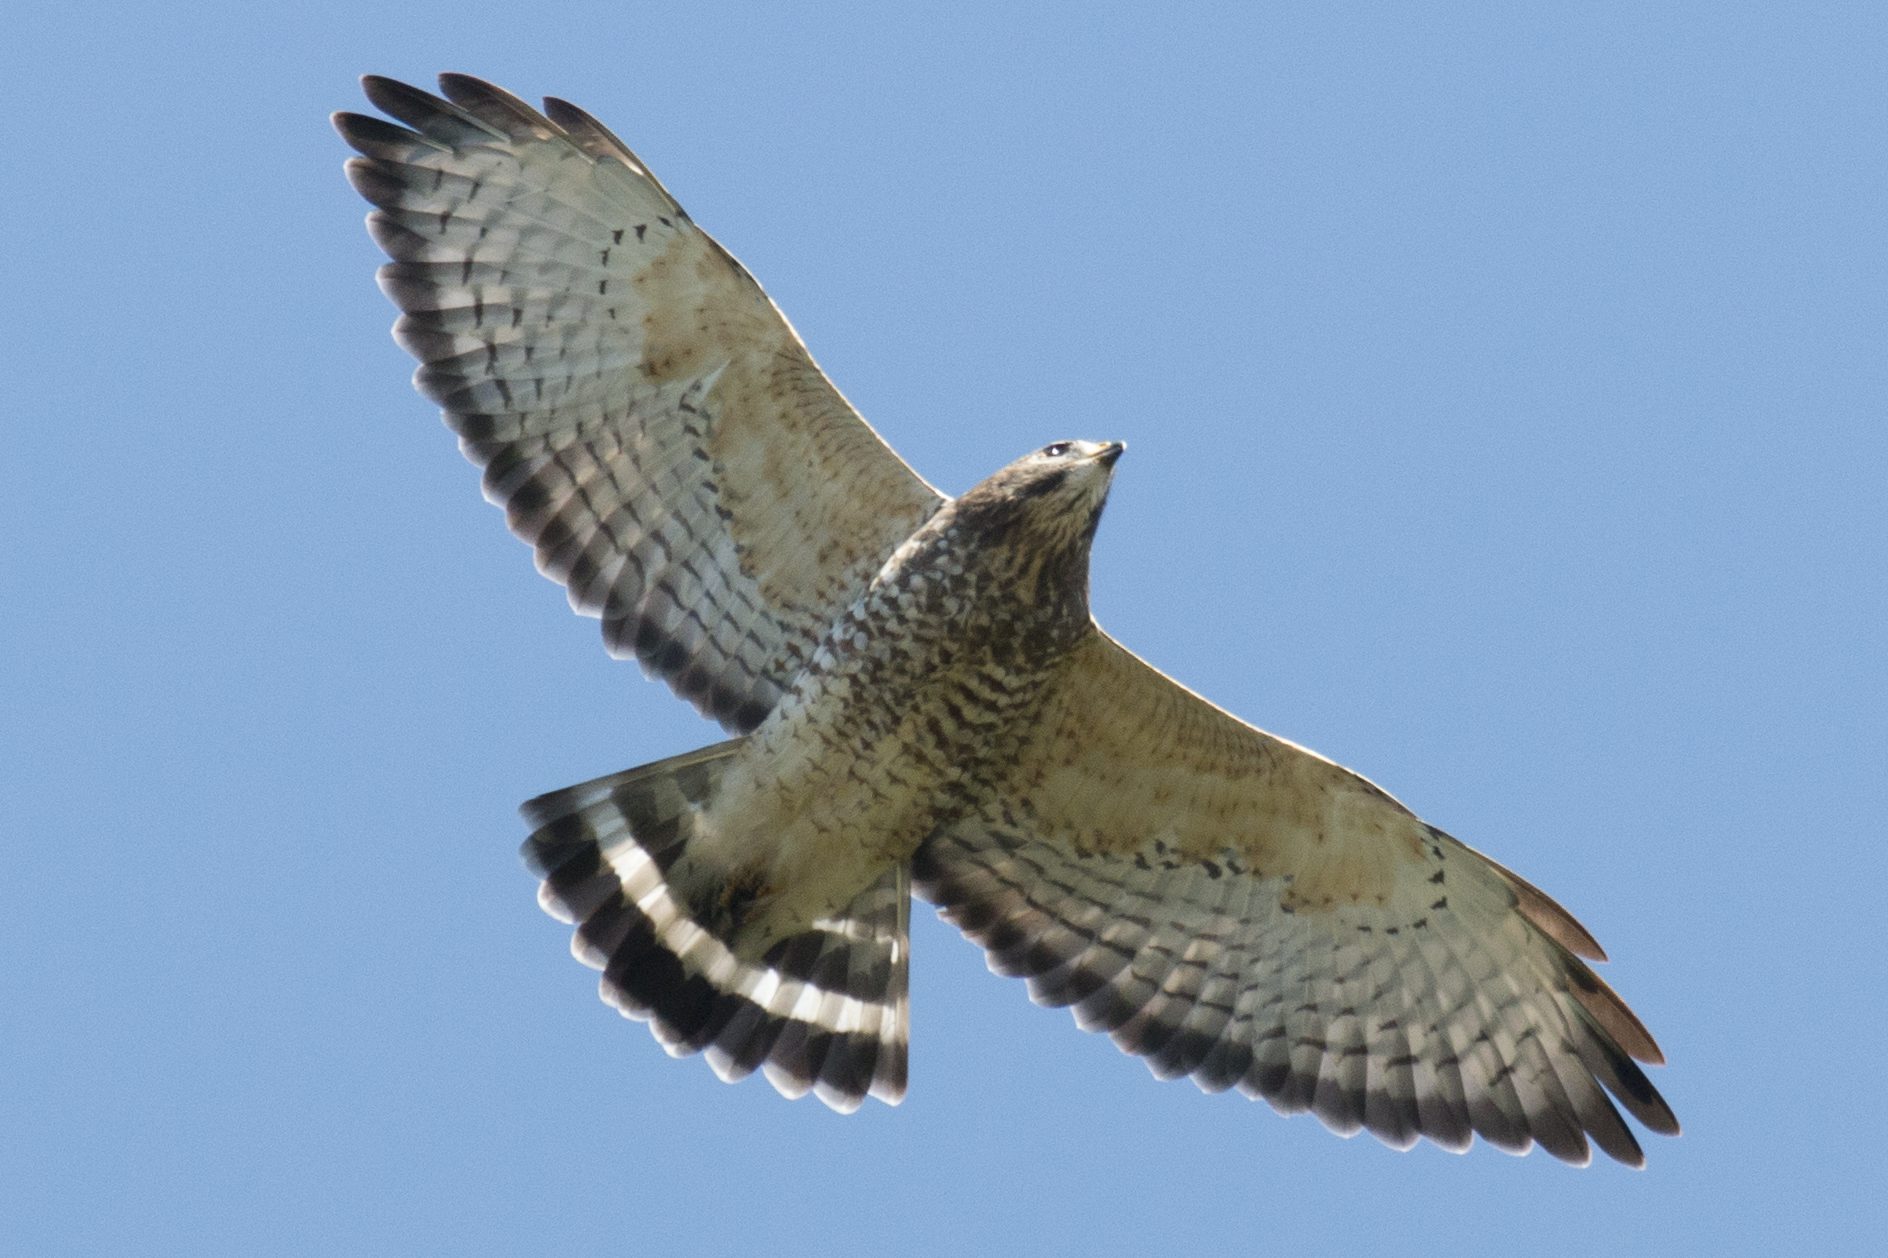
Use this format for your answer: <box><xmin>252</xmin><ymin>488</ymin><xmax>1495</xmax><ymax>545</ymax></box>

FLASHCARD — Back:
<box><xmin>915</xmin><ymin>631</ymin><xmax>1677</xmax><ymax>1165</ymax></box>
<box><xmin>336</xmin><ymin>76</ymin><xmax>944</xmax><ymax>731</ymax></box>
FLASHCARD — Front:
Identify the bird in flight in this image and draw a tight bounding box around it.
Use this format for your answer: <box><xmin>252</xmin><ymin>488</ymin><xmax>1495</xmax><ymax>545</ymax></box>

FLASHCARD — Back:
<box><xmin>336</xmin><ymin>74</ymin><xmax>1677</xmax><ymax>1166</ymax></box>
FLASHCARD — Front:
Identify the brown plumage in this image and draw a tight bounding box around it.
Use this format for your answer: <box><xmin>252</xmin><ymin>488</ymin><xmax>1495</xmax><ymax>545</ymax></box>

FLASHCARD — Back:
<box><xmin>338</xmin><ymin>75</ymin><xmax>1677</xmax><ymax>1161</ymax></box>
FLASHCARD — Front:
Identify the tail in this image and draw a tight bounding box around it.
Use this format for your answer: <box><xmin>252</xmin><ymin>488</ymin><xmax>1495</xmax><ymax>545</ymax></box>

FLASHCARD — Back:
<box><xmin>520</xmin><ymin>741</ymin><xmax>910</xmax><ymax>1111</ymax></box>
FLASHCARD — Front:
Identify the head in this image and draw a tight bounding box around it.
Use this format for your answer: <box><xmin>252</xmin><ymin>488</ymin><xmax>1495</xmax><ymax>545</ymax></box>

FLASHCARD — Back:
<box><xmin>957</xmin><ymin>439</ymin><xmax>1124</xmax><ymax>547</ymax></box>
<box><xmin>934</xmin><ymin>439</ymin><xmax>1125</xmax><ymax>623</ymax></box>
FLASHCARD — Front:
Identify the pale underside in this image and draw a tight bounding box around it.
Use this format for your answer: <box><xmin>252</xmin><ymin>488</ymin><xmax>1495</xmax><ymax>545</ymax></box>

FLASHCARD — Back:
<box><xmin>337</xmin><ymin>74</ymin><xmax>1677</xmax><ymax>1165</ymax></box>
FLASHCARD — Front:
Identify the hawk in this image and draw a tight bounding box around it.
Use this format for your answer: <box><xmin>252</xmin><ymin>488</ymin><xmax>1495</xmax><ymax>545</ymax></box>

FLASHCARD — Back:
<box><xmin>336</xmin><ymin>74</ymin><xmax>1678</xmax><ymax>1166</ymax></box>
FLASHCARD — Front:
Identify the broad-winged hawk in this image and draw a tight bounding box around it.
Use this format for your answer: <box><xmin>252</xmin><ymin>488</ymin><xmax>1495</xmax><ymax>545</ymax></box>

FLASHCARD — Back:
<box><xmin>336</xmin><ymin>75</ymin><xmax>1678</xmax><ymax>1166</ymax></box>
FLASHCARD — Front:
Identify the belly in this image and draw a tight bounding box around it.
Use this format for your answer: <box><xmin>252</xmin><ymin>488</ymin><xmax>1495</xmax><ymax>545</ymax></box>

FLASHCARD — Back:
<box><xmin>695</xmin><ymin>646</ymin><xmax>1054</xmax><ymax>955</ymax></box>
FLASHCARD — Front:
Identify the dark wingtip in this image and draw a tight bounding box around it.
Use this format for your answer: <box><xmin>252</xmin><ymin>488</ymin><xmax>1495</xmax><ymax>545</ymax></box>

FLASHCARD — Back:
<box><xmin>436</xmin><ymin>71</ymin><xmax>496</xmax><ymax>97</ymax></box>
<box><xmin>360</xmin><ymin>74</ymin><xmax>430</xmax><ymax>117</ymax></box>
<box><xmin>359</xmin><ymin>74</ymin><xmax>505</xmax><ymax>142</ymax></box>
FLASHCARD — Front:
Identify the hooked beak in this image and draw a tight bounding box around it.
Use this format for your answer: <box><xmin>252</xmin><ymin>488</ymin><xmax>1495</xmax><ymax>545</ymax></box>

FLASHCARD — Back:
<box><xmin>1097</xmin><ymin>440</ymin><xmax>1126</xmax><ymax>468</ymax></box>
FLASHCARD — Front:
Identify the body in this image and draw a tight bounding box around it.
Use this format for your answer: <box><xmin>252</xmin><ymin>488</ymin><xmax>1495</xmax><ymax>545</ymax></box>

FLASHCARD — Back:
<box><xmin>675</xmin><ymin>441</ymin><xmax>1121</xmax><ymax>956</ymax></box>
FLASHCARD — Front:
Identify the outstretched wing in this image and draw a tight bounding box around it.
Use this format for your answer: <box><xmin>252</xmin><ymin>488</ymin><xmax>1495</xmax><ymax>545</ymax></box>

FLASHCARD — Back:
<box><xmin>336</xmin><ymin>75</ymin><xmax>943</xmax><ymax>731</ymax></box>
<box><xmin>915</xmin><ymin>632</ymin><xmax>1677</xmax><ymax>1166</ymax></box>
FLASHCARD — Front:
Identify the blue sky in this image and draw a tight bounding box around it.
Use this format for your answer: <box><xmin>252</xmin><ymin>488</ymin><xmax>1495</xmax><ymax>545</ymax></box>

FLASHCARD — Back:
<box><xmin>5</xmin><ymin>2</ymin><xmax>1884</xmax><ymax>1253</ymax></box>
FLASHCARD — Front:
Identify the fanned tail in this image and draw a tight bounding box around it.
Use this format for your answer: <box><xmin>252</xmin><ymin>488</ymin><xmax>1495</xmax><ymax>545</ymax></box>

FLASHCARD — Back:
<box><xmin>522</xmin><ymin>742</ymin><xmax>909</xmax><ymax>1110</ymax></box>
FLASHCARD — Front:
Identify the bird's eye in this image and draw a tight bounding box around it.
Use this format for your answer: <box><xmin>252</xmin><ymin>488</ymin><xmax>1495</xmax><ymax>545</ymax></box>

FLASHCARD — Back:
<box><xmin>1042</xmin><ymin>442</ymin><xmax>1073</xmax><ymax>458</ymax></box>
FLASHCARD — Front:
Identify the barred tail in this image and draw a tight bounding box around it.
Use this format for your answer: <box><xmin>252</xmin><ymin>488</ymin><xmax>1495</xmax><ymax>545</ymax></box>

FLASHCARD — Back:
<box><xmin>521</xmin><ymin>741</ymin><xmax>910</xmax><ymax>1111</ymax></box>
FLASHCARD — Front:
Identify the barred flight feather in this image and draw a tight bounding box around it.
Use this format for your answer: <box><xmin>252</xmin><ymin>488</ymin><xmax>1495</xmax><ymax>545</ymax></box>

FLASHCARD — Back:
<box><xmin>335</xmin><ymin>74</ymin><xmax>940</xmax><ymax>733</ymax></box>
<box><xmin>915</xmin><ymin>801</ymin><xmax>1677</xmax><ymax>1165</ymax></box>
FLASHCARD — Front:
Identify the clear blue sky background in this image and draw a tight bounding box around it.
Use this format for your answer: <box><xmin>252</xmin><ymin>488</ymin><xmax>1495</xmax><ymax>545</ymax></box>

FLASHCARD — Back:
<box><xmin>5</xmin><ymin>2</ymin><xmax>1883</xmax><ymax>1254</ymax></box>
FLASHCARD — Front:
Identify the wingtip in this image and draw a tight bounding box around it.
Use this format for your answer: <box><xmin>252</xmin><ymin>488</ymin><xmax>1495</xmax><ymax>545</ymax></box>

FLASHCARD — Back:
<box><xmin>359</xmin><ymin>73</ymin><xmax>419</xmax><ymax>109</ymax></box>
<box><xmin>435</xmin><ymin>71</ymin><xmax>491</xmax><ymax>95</ymax></box>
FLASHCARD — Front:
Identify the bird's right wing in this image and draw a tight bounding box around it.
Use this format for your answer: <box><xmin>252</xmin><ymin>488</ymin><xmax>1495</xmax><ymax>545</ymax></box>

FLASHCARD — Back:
<box><xmin>336</xmin><ymin>75</ymin><xmax>943</xmax><ymax>731</ymax></box>
<box><xmin>916</xmin><ymin>631</ymin><xmax>1676</xmax><ymax>1165</ymax></box>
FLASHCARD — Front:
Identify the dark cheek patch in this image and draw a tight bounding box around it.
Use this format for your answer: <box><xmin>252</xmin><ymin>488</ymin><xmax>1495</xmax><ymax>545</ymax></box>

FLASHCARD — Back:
<box><xmin>1020</xmin><ymin>469</ymin><xmax>1068</xmax><ymax>500</ymax></box>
